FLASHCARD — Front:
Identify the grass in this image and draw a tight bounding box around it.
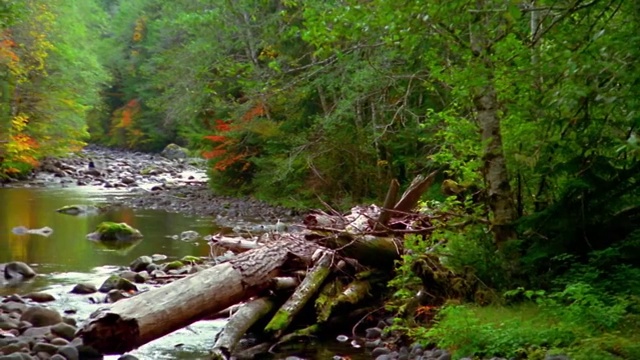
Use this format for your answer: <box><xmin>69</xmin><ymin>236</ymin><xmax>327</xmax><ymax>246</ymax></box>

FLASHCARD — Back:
<box><xmin>422</xmin><ymin>296</ymin><xmax>640</xmax><ymax>360</ymax></box>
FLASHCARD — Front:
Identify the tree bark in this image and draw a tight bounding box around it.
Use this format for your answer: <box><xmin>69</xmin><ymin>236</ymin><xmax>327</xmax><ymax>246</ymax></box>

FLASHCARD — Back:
<box><xmin>393</xmin><ymin>171</ymin><xmax>438</xmax><ymax>213</ymax></box>
<box><xmin>470</xmin><ymin>3</ymin><xmax>518</xmax><ymax>247</ymax></box>
<box><xmin>211</xmin><ymin>297</ymin><xmax>274</xmax><ymax>359</ymax></box>
<box><xmin>374</xmin><ymin>179</ymin><xmax>399</xmax><ymax>231</ymax></box>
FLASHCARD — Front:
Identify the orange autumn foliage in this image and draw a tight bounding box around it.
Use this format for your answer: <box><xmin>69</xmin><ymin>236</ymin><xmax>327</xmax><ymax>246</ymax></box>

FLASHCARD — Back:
<box><xmin>120</xmin><ymin>99</ymin><xmax>140</xmax><ymax>128</ymax></box>
<box><xmin>242</xmin><ymin>102</ymin><xmax>266</xmax><ymax>121</ymax></box>
<box><xmin>203</xmin><ymin>101</ymin><xmax>267</xmax><ymax>172</ymax></box>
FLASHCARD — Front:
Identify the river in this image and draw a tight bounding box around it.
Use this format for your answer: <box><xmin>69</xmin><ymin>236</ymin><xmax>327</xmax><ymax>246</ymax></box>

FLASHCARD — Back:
<box><xmin>0</xmin><ymin>185</ymin><xmax>369</xmax><ymax>360</ymax></box>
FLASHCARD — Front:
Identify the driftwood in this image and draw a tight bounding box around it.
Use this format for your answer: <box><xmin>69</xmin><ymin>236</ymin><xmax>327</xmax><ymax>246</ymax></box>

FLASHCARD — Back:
<box><xmin>375</xmin><ymin>179</ymin><xmax>400</xmax><ymax>231</ymax></box>
<box><xmin>79</xmin><ymin>237</ymin><xmax>323</xmax><ymax>354</ymax></box>
<box><xmin>78</xmin><ymin>174</ymin><xmax>439</xmax><ymax>358</ymax></box>
<box><xmin>211</xmin><ymin>297</ymin><xmax>274</xmax><ymax>359</ymax></box>
<box><xmin>394</xmin><ymin>170</ymin><xmax>438</xmax><ymax>212</ymax></box>
<box><xmin>264</xmin><ymin>251</ymin><xmax>333</xmax><ymax>338</ymax></box>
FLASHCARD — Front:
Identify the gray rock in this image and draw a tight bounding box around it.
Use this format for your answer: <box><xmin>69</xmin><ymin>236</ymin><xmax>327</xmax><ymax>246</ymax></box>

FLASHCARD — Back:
<box><xmin>32</xmin><ymin>343</ymin><xmax>59</xmax><ymax>355</ymax></box>
<box><xmin>179</xmin><ymin>230</ymin><xmax>199</xmax><ymax>241</ymax></box>
<box><xmin>55</xmin><ymin>205</ymin><xmax>101</xmax><ymax>216</ymax></box>
<box><xmin>437</xmin><ymin>352</ymin><xmax>452</xmax><ymax>360</ymax></box>
<box><xmin>129</xmin><ymin>256</ymin><xmax>152</xmax><ymax>272</ymax></box>
<box><xmin>116</xmin><ymin>355</ymin><xmax>138</xmax><ymax>360</ymax></box>
<box><xmin>50</xmin><ymin>323</ymin><xmax>76</xmax><ymax>341</ymax></box>
<box><xmin>107</xmin><ymin>290</ymin><xmax>128</xmax><ymax>303</ymax></box>
<box><xmin>20</xmin><ymin>307</ymin><xmax>62</xmax><ymax>327</ymax></box>
<box><xmin>160</xmin><ymin>143</ymin><xmax>189</xmax><ymax>160</ymax></box>
<box><xmin>0</xmin><ymin>315</ymin><xmax>19</xmax><ymax>331</ymax></box>
<box><xmin>61</xmin><ymin>318</ymin><xmax>76</xmax><ymax>327</ymax></box>
<box><xmin>0</xmin><ymin>303</ymin><xmax>27</xmax><ymax>315</ymax></box>
<box><xmin>57</xmin><ymin>345</ymin><xmax>79</xmax><ymax>360</ymax></box>
<box><xmin>0</xmin><ymin>352</ymin><xmax>35</xmax><ymax>360</ymax></box>
<box><xmin>115</xmin><ymin>278</ymin><xmax>137</xmax><ymax>292</ymax></box>
<box><xmin>374</xmin><ymin>355</ymin><xmax>392</xmax><ymax>360</ymax></box>
<box><xmin>364</xmin><ymin>340</ymin><xmax>381</xmax><ymax>348</ymax></box>
<box><xmin>50</xmin><ymin>338</ymin><xmax>69</xmax><ymax>346</ymax></box>
<box><xmin>398</xmin><ymin>346</ymin><xmax>409</xmax><ymax>360</ymax></box>
<box><xmin>70</xmin><ymin>283</ymin><xmax>97</xmax><ymax>295</ymax></box>
<box><xmin>3</xmin><ymin>262</ymin><xmax>36</xmax><ymax>280</ymax></box>
<box><xmin>0</xmin><ymin>343</ymin><xmax>21</xmax><ymax>355</ymax></box>
<box><xmin>371</xmin><ymin>347</ymin><xmax>390</xmax><ymax>357</ymax></box>
<box><xmin>120</xmin><ymin>177</ymin><xmax>136</xmax><ymax>185</ymax></box>
<box><xmin>365</xmin><ymin>327</ymin><xmax>383</xmax><ymax>339</ymax></box>
<box><xmin>2</xmin><ymin>295</ymin><xmax>25</xmax><ymax>303</ymax></box>
<box><xmin>75</xmin><ymin>344</ymin><xmax>103</xmax><ymax>360</ymax></box>
<box><xmin>98</xmin><ymin>275</ymin><xmax>123</xmax><ymax>293</ymax></box>
<box><xmin>21</xmin><ymin>326</ymin><xmax>51</xmax><ymax>339</ymax></box>
<box><xmin>150</xmin><ymin>254</ymin><xmax>167</xmax><ymax>262</ymax></box>
<box><xmin>50</xmin><ymin>355</ymin><xmax>67</xmax><ymax>360</ymax></box>
<box><xmin>23</xmin><ymin>292</ymin><xmax>55</xmax><ymax>303</ymax></box>
<box><xmin>118</xmin><ymin>271</ymin><xmax>145</xmax><ymax>284</ymax></box>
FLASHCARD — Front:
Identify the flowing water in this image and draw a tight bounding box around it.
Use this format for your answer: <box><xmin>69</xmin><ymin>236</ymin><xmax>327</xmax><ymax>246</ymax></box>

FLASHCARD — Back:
<box><xmin>0</xmin><ymin>185</ymin><xmax>370</xmax><ymax>360</ymax></box>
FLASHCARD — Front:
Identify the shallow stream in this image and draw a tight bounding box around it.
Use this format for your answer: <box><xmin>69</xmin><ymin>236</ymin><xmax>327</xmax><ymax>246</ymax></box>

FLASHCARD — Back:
<box><xmin>0</xmin><ymin>185</ymin><xmax>368</xmax><ymax>360</ymax></box>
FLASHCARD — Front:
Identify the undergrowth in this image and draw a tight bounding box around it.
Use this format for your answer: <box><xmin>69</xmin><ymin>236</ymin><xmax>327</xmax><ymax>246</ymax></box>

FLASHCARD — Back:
<box><xmin>388</xmin><ymin>199</ymin><xmax>640</xmax><ymax>359</ymax></box>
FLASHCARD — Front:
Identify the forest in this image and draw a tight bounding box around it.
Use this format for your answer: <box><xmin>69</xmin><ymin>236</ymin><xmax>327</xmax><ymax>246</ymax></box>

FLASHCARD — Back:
<box><xmin>0</xmin><ymin>0</ymin><xmax>639</xmax><ymax>359</ymax></box>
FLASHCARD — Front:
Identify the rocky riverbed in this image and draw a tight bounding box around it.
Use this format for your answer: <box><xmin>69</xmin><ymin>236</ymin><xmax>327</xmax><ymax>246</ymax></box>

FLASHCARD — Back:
<box><xmin>3</xmin><ymin>145</ymin><xmax>298</xmax><ymax>223</ymax></box>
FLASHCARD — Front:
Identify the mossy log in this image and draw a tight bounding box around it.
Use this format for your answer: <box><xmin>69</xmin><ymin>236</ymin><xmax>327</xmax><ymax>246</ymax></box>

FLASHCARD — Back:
<box><xmin>264</xmin><ymin>251</ymin><xmax>333</xmax><ymax>338</ymax></box>
<box><xmin>211</xmin><ymin>297</ymin><xmax>274</xmax><ymax>359</ymax></box>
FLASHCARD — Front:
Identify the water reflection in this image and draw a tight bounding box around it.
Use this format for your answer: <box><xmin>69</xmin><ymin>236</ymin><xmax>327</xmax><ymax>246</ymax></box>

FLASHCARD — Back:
<box><xmin>0</xmin><ymin>187</ymin><xmax>218</xmax><ymax>276</ymax></box>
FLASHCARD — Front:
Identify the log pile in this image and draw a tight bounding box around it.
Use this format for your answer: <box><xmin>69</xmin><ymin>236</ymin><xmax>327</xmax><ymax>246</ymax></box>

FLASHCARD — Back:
<box><xmin>78</xmin><ymin>172</ymin><xmax>445</xmax><ymax>359</ymax></box>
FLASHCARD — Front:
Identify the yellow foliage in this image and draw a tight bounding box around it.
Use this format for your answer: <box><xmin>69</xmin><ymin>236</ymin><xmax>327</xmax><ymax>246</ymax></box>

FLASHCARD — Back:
<box><xmin>11</xmin><ymin>114</ymin><xmax>29</xmax><ymax>132</ymax></box>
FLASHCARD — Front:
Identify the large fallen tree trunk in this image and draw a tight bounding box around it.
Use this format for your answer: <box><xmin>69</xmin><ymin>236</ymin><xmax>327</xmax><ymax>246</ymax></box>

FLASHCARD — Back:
<box><xmin>79</xmin><ymin>237</ymin><xmax>323</xmax><ymax>354</ymax></box>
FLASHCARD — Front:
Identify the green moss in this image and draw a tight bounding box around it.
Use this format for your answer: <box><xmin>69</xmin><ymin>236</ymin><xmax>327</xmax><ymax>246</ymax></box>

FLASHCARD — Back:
<box><xmin>264</xmin><ymin>310</ymin><xmax>291</xmax><ymax>333</ymax></box>
<box><xmin>180</xmin><ymin>255</ymin><xmax>203</xmax><ymax>264</ymax></box>
<box><xmin>315</xmin><ymin>279</ymin><xmax>341</xmax><ymax>323</ymax></box>
<box><xmin>162</xmin><ymin>260</ymin><xmax>184</xmax><ymax>270</ymax></box>
<box><xmin>93</xmin><ymin>222</ymin><xmax>143</xmax><ymax>241</ymax></box>
<box><xmin>56</xmin><ymin>204</ymin><xmax>101</xmax><ymax>215</ymax></box>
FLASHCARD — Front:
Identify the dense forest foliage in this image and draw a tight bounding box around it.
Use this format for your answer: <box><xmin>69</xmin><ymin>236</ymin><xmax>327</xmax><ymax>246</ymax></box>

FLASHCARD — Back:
<box><xmin>1</xmin><ymin>0</ymin><xmax>639</xmax><ymax>358</ymax></box>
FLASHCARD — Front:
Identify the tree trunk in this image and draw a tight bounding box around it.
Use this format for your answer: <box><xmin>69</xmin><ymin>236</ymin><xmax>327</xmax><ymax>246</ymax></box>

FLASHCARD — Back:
<box><xmin>470</xmin><ymin>3</ymin><xmax>518</xmax><ymax>247</ymax></box>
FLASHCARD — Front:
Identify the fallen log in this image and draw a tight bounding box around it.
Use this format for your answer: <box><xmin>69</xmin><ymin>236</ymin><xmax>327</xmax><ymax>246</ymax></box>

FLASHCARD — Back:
<box><xmin>78</xmin><ymin>237</ymin><xmax>323</xmax><ymax>354</ymax></box>
<box><xmin>264</xmin><ymin>251</ymin><xmax>333</xmax><ymax>338</ymax></box>
<box><xmin>211</xmin><ymin>297</ymin><xmax>274</xmax><ymax>359</ymax></box>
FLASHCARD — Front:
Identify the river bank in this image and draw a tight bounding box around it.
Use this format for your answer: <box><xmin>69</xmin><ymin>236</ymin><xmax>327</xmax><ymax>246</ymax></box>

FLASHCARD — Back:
<box><xmin>2</xmin><ymin>145</ymin><xmax>298</xmax><ymax>223</ymax></box>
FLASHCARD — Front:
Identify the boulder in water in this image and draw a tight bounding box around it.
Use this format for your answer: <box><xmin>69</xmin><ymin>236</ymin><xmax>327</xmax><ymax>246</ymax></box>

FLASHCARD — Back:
<box><xmin>56</xmin><ymin>204</ymin><xmax>102</xmax><ymax>216</ymax></box>
<box><xmin>86</xmin><ymin>222</ymin><xmax>143</xmax><ymax>242</ymax></box>
<box><xmin>3</xmin><ymin>261</ymin><xmax>37</xmax><ymax>280</ymax></box>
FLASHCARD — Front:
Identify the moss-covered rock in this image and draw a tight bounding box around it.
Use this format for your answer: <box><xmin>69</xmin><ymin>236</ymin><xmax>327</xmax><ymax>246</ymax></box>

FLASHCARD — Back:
<box><xmin>162</xmin><ymin>260</ymin><xmax>184</xmax><ymax>271</ymax></box>
<box><xmin>180</xmin><ymin>255</ymin><xmax>203</xmax><ymax>264</ymax></box>
<box><xmin>56</xmin><ymin>204</ymin><xmax>102</xmax><ymax>216</ymax></box>
<box><xmin>86</xmin><ymin>222</ymin><xmax>143</xmax><ymax>242</ymax></box>
<box><xmin>160</xmin><ymin>143</ymin><xmax>189</xmax><ymax>160</ymax></box>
